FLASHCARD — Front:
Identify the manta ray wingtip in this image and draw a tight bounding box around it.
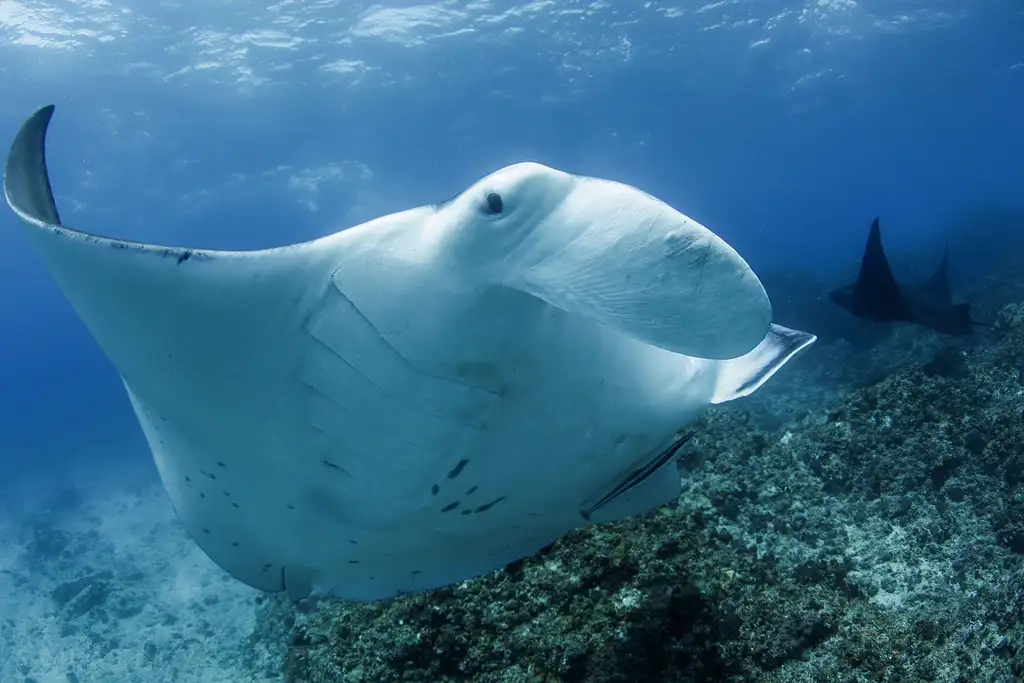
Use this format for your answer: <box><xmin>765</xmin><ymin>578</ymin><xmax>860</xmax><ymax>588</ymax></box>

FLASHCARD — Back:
<box><xmin>15</xmin><ymin>104</ymin><xmax>55</xmax><ymax>129</ymax></box>
<box><xmin>5</xmin><ymin>103</ymin><xmax>61</xmax><ymax>227</ymax></box>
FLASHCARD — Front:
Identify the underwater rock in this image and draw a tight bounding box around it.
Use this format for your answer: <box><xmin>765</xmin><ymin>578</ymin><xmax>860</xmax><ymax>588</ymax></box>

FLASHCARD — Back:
<box><xmin>51</xmin><ymin>571</ymin><xmax>113</xmax><ymax>618</ymax></box>
<box><xmin>922</xmin><ymin>345</ymin><xmax>969</xmax><ymax>379</ymax></box>
<box><xmin>63</xmin><ymin>581</ymin><xmax>110</xmax><ymax>620</ymax></box>
<box><xmin>107</xmin><ymin>590</ymin><xmax>146</xmax><ymax>619</ymax></box>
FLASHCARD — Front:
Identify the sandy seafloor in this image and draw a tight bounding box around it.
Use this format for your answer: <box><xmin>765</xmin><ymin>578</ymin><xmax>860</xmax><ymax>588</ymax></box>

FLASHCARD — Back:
<box><xmin>0</xmin><ymin>463</ymin><xmax>280</xmax><ymax>683</ymax></box>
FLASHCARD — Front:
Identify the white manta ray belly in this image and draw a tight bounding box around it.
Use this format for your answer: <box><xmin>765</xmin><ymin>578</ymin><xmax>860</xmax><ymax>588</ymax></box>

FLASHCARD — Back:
<box><xmin>3</xmin><ymin>105</ymin><xmax>817</xmax><ymax>602</ymax></box>
<box><xmin>129</xmin><ymin>278</ymin><xmax>706</xmax><ymax>601</ymax></box>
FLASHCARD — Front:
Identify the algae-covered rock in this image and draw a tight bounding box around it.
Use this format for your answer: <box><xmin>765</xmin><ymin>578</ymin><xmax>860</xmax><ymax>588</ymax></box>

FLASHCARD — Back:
<box><xmin>277</xmin><ymin>303</ymin><xmax>1024</xmax><ymax>683</ymax></box>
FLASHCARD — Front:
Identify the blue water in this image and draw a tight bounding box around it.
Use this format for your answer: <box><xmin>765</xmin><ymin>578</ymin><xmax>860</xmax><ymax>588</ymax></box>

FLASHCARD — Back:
<box><xmin>1</xmin><ymin>1</ymin><xmax>1022</xmax><ymax>473</ymax></box>
<box><xmin>0</xmin><ymin>0</ymin><xmax>1021</xmax><ymax>677</ymax></box>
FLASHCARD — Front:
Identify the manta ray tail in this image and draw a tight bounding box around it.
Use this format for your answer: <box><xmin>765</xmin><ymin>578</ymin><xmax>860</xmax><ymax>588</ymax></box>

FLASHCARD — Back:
<box><xmin>965</xmin><ymin>305</ymin><xmax>1024</xmax><ymax>337</ymax></box>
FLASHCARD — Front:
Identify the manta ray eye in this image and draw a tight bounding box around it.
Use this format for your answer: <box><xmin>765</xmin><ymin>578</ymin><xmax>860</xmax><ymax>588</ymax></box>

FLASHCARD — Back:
<box><xmin>484</xmin><ymin>192</ymin><xmax>504</xmax><ymax>215</ymax></box>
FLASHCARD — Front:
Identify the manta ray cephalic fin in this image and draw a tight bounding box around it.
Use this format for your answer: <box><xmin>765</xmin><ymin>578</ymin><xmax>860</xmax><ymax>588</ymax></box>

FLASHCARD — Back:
<box><xmin>710</xmin><ymin>323</ymin><xmax>817</xmax><ymax>404</ymax></box>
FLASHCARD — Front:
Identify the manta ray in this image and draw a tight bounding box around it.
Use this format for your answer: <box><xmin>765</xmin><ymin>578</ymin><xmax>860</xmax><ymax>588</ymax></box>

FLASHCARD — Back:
<box><xmin>4</xmin><ymin>105</ymin><xmax>816</xmax><ymax>602</ymax></box>
<box><xmin>830</xmin><ymin>217</ymin><xmax>977</xmax><ymax>335</ymax></box>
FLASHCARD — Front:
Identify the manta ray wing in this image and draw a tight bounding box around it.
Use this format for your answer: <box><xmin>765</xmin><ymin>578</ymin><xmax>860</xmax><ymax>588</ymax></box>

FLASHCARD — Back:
<box><xmin>919</xmin><ymin>241</ymin><xmax>953</xmax><ymax>306</ymax></box>
<box><xmin>4</xmin><ymin>105</ymin><xmax>466</xmax><ymax>597</ymax></box>
<box><xmin>3</xmin><ymin>105</ymin><xmax>356</xmax><ymax>591</ymax></box>
<box><xmin>851</xmin><ymin>217</ymin><xmax>911</xmax><ymax>321</ymax></box>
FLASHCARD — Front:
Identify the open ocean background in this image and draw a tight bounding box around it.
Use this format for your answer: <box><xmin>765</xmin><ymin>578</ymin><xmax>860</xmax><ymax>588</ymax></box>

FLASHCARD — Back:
<box><xmin>1</xmin><ymin>1</ymin><xmax>1023</xmax><ymax>681</ymax></box>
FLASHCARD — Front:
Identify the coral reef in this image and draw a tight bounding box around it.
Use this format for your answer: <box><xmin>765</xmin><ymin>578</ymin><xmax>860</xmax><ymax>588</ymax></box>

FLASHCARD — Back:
<box><xmin>277</xmin><ymin>303</ymin><xmax>1024</xmax><ymax>683</ymax></box>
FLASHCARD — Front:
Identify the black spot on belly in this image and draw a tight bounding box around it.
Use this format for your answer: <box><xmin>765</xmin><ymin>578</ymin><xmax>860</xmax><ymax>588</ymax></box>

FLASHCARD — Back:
<box><xmin>202</xmin><ymin>528</ymin><xmax>210</xmax><ymax>534</ymax></box>
<box><xmin>431</xmin><ymin>484</ymin><xmax>440</xmax><ymax>496</ymax></box>
<box><xmin>323</xmin><ymin>460</ymin><xmax>345</xmax><ymax>472</ymax></box>
<box><xmin>348</xmin><ymin>560</ymin><xmax>360</xmax><ymax>565</ymax></box>
<box><xmin>446</xmin><ymin>459</ymin><xmax>470</xmax><ymax>480</ymax></box>
<box><xmin>232</xmin><ymin>542</ymin><xmax>239</xmax><ymax>547</ymax></box>
<box><xmin>441</xmin><ymin>501</ymin><xmax>461</xmax><ymax>513</ymax></box>
<box><xmin>287</xmin><ymin>504</ymin><xmax>295</xmax><ymax>510</ymax></box>
<box><xmin>466</xmin><ymin>485</ymin><xmax>478</xmax><ymax>495</ymax></box>
<box><xmin>216</xmin><ymin>461</ymin><xmax>227</xmax><ymax>468</ymax></box>
<box><xmin>474</xmin><ymin>496</ymin><xmax>506</xmax><ymax>513</ymax></box>
<box><xmin>232</xmin><ymin>502</ymin><xmax>240</xmax><ymax>509</ymax></box>
<box><xmin>411</xmin><ymin>570</ymin><xmax>422</xmax><ymax>575</ymax></box>
<box><xmin>199</xmin><ymin>492</ymin><xmax>206</xmax><ymax>499</ymax></box>
<box><xmin>460</xmin><ymin>510</ymin><xmax>473</xmax><ymax>516</ymax></box>
<box><xmin>349</xmin><ymin>539</ymin><xmax>358</xmax><ymax>545</ymax></box>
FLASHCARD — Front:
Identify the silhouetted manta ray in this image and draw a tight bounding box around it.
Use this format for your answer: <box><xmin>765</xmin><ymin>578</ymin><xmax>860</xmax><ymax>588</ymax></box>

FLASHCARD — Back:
<box><xmin>829</xmin><ymin>217</ymin><xmax>980</xmax><ymax>336</ymax></box>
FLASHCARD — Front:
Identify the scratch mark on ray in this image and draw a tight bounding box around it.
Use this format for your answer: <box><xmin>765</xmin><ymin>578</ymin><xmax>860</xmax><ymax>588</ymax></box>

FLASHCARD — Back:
<box><xmin>694</xmin><ymin>243</ymin><xmax>711</xmax><ymax>294</ymax></box>
<box><xmin>322</xmin><ymin>459</ymin><xmax>351</xmax><ymax>475</ymax></box>
<box><xmin>302</xmin><ymin>318</ymin><xmax>488</xmax><ymax>433</ymax></box>
<box><xmin>301</xmin><ymin>381</ymin><xmax>435</xmax><ymax>454</ymax></box>
<box><xmin>315</xmin><ymin>279</ymin><xmax>504</xmax><ymax>398</ymax></box>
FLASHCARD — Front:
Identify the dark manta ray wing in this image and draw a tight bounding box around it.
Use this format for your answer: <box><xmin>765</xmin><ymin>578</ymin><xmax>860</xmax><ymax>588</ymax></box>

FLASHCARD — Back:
<box><xmin>852</xmin><ymin>217</ymin><xmax>911</xmax><ymax>320</ymax></box>
<box><xmin>919</xmin><ymin>241</ymin><xmax>953</xmax><ymax>306</ymax></box>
